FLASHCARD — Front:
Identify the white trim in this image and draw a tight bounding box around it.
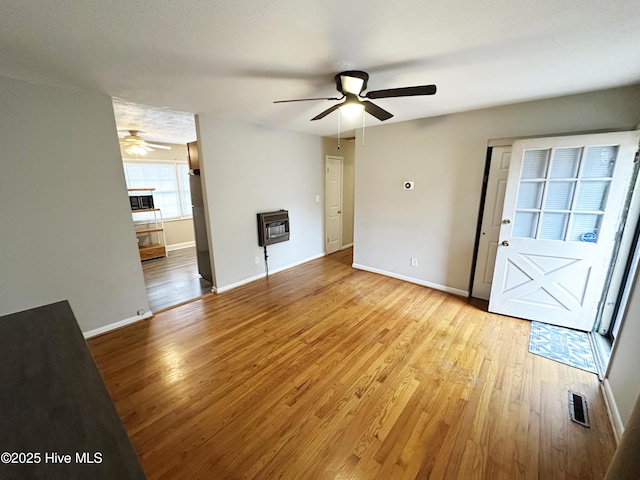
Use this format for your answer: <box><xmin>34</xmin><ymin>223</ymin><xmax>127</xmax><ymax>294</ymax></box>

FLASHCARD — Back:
<box><xmin>162</xmin><ymin>216</ymin><xmax>193</xmax><ymax>223</ymax></box>
<box><xmin>352</xmin><ymin>263</ymin><xmax>469</xmax><ymax>297</ymax></box>
<box><xmin>602</xmin><ymin>378</ymin><xmax>624</xmax><ymax>443</ymax></box>
<box><xmin>216</xmin><ymin>253</ymin><xmax>326</xmax><ymax>294</ymax></box>
<box><xmin>83</xmin><ymin>311</ymin><xmax>153</xmax><ymax>339</ymax></box>
<box><xmin>341</xmin><ymin>243</ymin><xmax>354</xmax><ymax>250</ymax></box>
<box><xmin>487</xmin><ymin>128</ymin><xmax>634</xmax><ymax>148</ymax></box>
<box><xmin>166</xmin><ymin>241</ymin><xmax>196</xmax><ymax>252</ymax></box>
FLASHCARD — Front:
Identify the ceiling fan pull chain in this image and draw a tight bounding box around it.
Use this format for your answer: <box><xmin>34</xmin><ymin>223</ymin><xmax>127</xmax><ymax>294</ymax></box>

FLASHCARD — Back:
<box><xmin>362</xmin><ymin>111</ymin><xmax>366</xmax><ymax>146</ymax></box>
<box><xmin>337</xmin><ymin>110</ymin><xmax>341</xmax><ymax>150</ymax></box>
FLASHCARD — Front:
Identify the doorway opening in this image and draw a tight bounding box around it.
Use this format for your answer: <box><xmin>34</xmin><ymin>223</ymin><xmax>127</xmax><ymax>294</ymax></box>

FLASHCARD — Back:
<box><xmin>113</xmin><ymin>99</ymin><xmax>213</xmax><ymax>313</ymax></box>
<box><xmin>470</xmin><ymin>131</ymin><xmax>640</xmax><ymax>374</ymax></box>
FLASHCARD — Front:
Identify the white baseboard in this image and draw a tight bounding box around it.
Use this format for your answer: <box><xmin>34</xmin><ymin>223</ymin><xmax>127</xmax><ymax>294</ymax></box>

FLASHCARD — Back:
<box><xmin>83</xmin><ymin>311</ymin><xmax>153</xmax><ymax>339</ymax></box>
<box><xmin>166</xmin><ymin>241</ymin><xmax>196</xmax><ymax>252</ymax></box>
<box><xmin>216</xmin><ymin>253</ymin><xmax>326</xmax><ymax>294</ymax></box>
<box><xmin>341</xmin><ymin>243</ymin><xmax>354</xmax><ymax>250</ymax></box>
<box><xmin>602</xmin><ymin>378</ymin><xmax>624</xmax><ymax>443</ymax></box>
<box><xmin>352</xmin><ymin>263</ymin><xmax>469</xmax><ymax>297</ymax></box>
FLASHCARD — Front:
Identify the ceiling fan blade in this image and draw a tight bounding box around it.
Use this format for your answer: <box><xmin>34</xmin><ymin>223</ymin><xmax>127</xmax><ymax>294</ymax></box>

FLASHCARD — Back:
<box><xmin>144</xmin><ymin>142</ymin><xmax>171</xmax><ymax>150</ymax></box>
<box><xmin>365</xmin><ymin>84</ymin><xmax>437</xmax><ymax>99</ymax></box>
<box><xmin>274</xmin><ymin>96</ymin><xmax>342</xmax><ymax>104</ymax></box>
<box><xmin>311</xmin><ymin>104</ymin><xmax>341</xmax><ymax>121</ymax></box>
<box><xmin>362</xmin><ymin>101</ymin><xmax>393</xmax><ymax>121</ymax></box>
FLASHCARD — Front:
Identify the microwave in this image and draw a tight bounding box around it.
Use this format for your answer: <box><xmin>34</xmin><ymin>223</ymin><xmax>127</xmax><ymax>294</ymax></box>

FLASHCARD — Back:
<box><xmin>129</xmin><ymin>195</ymin><xmax>154</xmax><ymax>210</ymax></box>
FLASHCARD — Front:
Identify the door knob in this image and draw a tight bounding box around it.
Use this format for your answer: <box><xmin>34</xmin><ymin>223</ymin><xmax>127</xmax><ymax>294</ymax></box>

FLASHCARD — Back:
<box><xmin>501</xmin><ymin>240</ymin><xmax>510</xmax><ymax>247</ymax></box>
<box><xmin>502</xmin><ymin>219</ymin><xmax>511</xmax><ymax>224</ymax></box>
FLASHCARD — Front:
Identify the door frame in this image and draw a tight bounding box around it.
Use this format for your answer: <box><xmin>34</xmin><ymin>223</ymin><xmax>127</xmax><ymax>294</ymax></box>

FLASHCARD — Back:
<box><xmin>325</xmin><ymin>155</ymin><xmax>343</xmax><ymax>254</ymax></box>
<box><xmin>596</xmin><ymin>156</ymin><xmax>640</xmax><ymax>335</ymax></box>
<box><xmin>470</xmin><ymin>146</ymin><xmax>512</xmax><ymax>300</ymax></box>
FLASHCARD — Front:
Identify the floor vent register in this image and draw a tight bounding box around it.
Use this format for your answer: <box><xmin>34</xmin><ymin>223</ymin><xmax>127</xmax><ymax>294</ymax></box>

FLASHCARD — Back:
<box><xmin>568</xmin><ymin>391</ymin><xmax>590</xmax><ymax>428</ymax></box>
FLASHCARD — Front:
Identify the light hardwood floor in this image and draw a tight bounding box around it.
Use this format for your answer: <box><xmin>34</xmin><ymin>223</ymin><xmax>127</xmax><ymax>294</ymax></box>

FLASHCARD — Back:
<box><xmin>142</xmin><ymin>247</ymin><xmax>213</xmax><ymax>312</ymax></box>
<box><xmin>89</xmin><ymin>249</ymin><xmax>616</xmax><ymax>479</ymax></box>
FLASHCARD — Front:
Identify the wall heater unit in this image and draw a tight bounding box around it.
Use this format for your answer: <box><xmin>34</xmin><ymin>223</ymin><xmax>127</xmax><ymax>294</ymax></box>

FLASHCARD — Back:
<box><xmin>257</xmin><ymin>210</ymin><xmax>290</xmax><ymax>246</ymax></box>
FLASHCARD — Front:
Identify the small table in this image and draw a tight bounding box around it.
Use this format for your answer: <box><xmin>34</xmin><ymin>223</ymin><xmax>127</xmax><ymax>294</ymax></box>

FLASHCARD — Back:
<box><xmin>0</xmin><ymin>301</ymin><xmax>146</xmax><ymax>479</ymax></box>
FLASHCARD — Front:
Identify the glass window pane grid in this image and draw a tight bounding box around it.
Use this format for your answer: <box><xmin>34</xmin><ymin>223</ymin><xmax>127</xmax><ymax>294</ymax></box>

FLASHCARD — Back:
<box><xmin>544</xmin><ymin>181</ymin><xmax>576</xmax><ymax>211</ymax></box>
<box><xmin>568</xmin><ymin>213</ymin><xmax>603</xmax><ymax>242</ymax></box>
<box><xmin>123</xmin><ymin>161</ymin><xmax>191</xmax><ymax>220</ymax></box>
<box><xmin>582</xmin><ymin>146</ymin><xmax>618</xmax><ymax>178</ymax></box>
<box><xmin>549</xmin><ymin>147</ymin><xmax>582</xmax><ymax>179</ymax></box>
<box><xmin>539</xmin><ymin>212</ymin><xmax>569</xmax><ymax>240</ymax></box>
<box><xmin>513</xmin><ymin>211</ymin><xmax>539</xmax><ymax>238</ymax></box>
<box><xmin>521</xmin><ymin>149</ymin><xmax>550</xmax><ymax>179</ymax></box>
<box><xmin>511</xmin><ymin>144</ymin><xmax>617</xmax><ymax>243</ymax></box>
<box><xmin>574</xmin><ymin>180</ymin><xmax>610</xmax><ymax>212</ymax></box>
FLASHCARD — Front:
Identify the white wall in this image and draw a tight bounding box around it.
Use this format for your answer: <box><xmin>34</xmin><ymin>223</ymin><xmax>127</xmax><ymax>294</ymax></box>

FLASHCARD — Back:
<box><xmin>195</xmin><ymin>115</ymin><xmax>324</xmax><ymax>291</ymax></box>
<box><xmin>353</xmin><ymin>84</ymin><xmax>640</xmax><ymax>294</ymax></box>
<box><xmin>0</xmin><ymin>76</ymin><xmax>149</xmax><ymax>332</ymax></box>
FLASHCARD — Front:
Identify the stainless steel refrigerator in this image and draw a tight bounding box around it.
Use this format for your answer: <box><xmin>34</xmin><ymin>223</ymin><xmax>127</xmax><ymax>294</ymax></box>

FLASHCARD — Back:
<box><xmin>188</xmin><ymin>142</ymin><xmax>213</xmax><ymax>283</ymax></box>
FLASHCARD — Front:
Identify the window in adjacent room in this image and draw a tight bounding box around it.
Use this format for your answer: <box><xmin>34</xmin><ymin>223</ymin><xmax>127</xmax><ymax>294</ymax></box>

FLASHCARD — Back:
<box><xmin>123</xmin><ymin>161</ymin><xmax>192</xmax><ymax>220</ymax></box>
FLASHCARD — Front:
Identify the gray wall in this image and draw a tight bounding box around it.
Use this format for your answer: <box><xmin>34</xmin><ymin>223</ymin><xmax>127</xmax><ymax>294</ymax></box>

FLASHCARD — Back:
<box><xmin>607</xmin><ymin>271</ymin><xmax>640</xmax><ymax>431</ymax></box>
<box><xmin>0</xmin><ymin>76</ymin><xmax>149</xmax><ymax>331</ymax></box>
<box><xmin>196</xmin><ymin>115</ymin><xmax>325</xmax><ymax>290</ymax></box>
<box><xmin>353</xmin><ymin>84</ymin><xmax>640</xmax><ymax>293</ymax></box>
<box><xmin>323</xmin><ymin>137</ymin><xmax>355</xmax><ymax>247</ymax></box>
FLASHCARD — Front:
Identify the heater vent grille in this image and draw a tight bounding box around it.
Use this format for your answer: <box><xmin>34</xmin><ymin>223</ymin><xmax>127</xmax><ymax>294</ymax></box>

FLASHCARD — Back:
<box><xmin>568</xmin><ymin>391</ymin><xmax>590</xmax><ymax>427</ymax></box>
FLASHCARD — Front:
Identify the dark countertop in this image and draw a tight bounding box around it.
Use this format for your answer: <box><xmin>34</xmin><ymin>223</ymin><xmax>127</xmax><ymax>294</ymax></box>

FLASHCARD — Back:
<box><xmin>0</xmin><ymin>301</ymin><xmax>146</xmax><ymax>479</ymax></box>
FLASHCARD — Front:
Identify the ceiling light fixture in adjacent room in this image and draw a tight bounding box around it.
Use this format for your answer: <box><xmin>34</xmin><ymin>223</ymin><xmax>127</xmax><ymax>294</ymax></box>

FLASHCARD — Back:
<box><xmin>125</xmin><ymin>144</ymin><xmax>148</xmax><ymax>156</ymax></box>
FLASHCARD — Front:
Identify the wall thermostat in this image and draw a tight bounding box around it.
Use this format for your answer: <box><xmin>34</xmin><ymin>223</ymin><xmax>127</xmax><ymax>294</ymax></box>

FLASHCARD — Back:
<box><xmin>403</xmin><ymin>181</ymin><xmax>414</xmax><ymax>190</ymax></box>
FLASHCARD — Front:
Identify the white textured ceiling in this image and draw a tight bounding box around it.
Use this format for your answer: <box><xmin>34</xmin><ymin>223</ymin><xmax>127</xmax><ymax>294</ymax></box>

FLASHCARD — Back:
<box><xmin>2</xmin><ymin>0</ymin><xmax>639</xmax><ymax>143</ymax></box>
<box><xmin>113</xmin><ymin>98</ymin><xmax>196</xmax><ymax>144</ymax></box>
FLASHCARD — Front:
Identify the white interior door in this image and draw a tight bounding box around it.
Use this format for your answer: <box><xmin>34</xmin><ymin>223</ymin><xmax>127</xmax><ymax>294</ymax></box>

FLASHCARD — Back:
<box><xmin>472</xmin><ymin>146</ymin><xmax>511</xmax><ymax>300</ymax></box>
<box><xmin>326</xmin><ymin>156</ymin><xmax>343</xmax><ymax>254</ymax></box>
<box><xmin>489</xmin><ymin>131</ymin><xmax>640</xmax><ymax>331</ymax></box>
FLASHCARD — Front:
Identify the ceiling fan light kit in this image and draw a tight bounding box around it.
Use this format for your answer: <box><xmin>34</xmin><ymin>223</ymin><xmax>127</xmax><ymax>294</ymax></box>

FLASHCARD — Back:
<box><xmin>125</xmin><ymin>144</ymin><xmax>148</xmax><ymax>156</ymax></box>
<box><xmin>339</xmin><ymin>95</ymin><xmax>365</xmax><ymax>118</ymax></box>
<box><xmin>120</xmin><ymin>130</ymin><xmax>172</xmax><ymax>157</ymax></box>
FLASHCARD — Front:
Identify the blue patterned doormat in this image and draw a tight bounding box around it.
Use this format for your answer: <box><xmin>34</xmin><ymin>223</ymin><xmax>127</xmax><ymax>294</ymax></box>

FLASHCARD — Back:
<box><xmin>528</xmin><ymin>322</ymin><xmax>597</xmax><ymax>374</ymax></box>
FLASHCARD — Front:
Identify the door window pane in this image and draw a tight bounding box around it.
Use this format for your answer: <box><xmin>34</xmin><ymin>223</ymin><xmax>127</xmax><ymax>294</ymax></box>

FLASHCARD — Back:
<box><xmin>575</xmin><ymin>181</ymin><xmax>610</xmax><ymax>211</ymax></box>
<box><xmin>539</xmin><ymin>213</ymin><xmax>569</xmax><ymax>240</ymax></box>
<box><xmin>517</xmin><ymin>182</ymin><xmax>544</xmax><ymax>209</ymax></box>
<box><xmin>521</xmin><ymin>150</ymin><xmax>549</xmax><ymax>179</ymax></box>
<box><xmin>569</xmin><ymin>214</ymin><xmax>602</xmax><ymax>242</ymax></box>
<box><xmin>513</xmin><ymin>211</ymin><xmax>539</xmax><ymax>238</ymax></box>
<box><xmin>582</xmin><ymin>146</ymin><xmax>618</xmax><ymax>178</ymax></box>
<box><xmin>550</xmin><ymin>148</ymin><xmax>581</xmax><ymax>178</ymax></box>
<box><xmin>544</xmin><ymin>181</ymin><xmax>575</xmax><ymax>210</ymax></box>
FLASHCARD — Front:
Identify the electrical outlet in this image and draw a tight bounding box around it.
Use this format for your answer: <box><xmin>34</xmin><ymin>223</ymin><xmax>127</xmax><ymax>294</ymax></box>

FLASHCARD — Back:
<box><xmin>255</xmin><ymin>256</ymin><xmax>260</xmax><ymax>264</ymax></box>
<box><xmin>410</xmin><ymin>258</ymin><xmax>418</xmax><ymax>267</ymax></box>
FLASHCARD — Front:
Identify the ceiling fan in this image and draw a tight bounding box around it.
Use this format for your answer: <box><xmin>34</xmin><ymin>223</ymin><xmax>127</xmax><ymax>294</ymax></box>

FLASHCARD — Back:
<box><xmin>120</xmin><ymin>130</ymin><xmax>171</xmax><ymax>156</ymax></box>
<box><xmin>274</xmin><ymin>70</ymin><xmax>437</xmax><ymax>122</ymax></box>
